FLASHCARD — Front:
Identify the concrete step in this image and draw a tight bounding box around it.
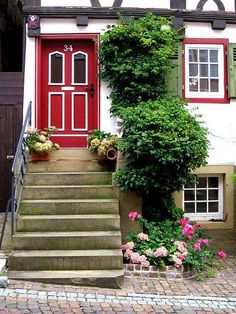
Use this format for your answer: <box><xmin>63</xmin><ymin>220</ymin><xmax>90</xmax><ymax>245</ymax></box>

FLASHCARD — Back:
<box><xmin>28</xmin><ymin>159</ymin><xmax>106</xmax><ymax>173</ymax></box>
<box><xmin>50</xmin><ymin>149</ymin><xmax>98</xmax><ymax>160</ymax></box>
<box><xmin>16</xmin><ymin>214</ymin><xmax>120</xmax><ymax>232</ymax></box>
<box><xmin>19</xmin><ymin>199</ymin><xmax>119</xmax><ymax>215</ymax></box>
<box><xmin>7</xmin><ymin>269</ymin><xmax>124</xmax><ymax>288</ymax></box>
<box><xmin>8</xmin><ymin>249</ymin><xmax>123</xmax><ymax>271</ymax></box>
<box><xmin>12</xmin><ymin>231</ymin><xmax>122</xmax><ymax>250</ymax></box>
<box><xmin>22</xmin><ymin>185</ymin><xmax>115</xmax><ymax>200</ymax></box>
<box><xmin>24</xmin><ymin>172</ymin><xmax>112</xmax><ymax>186</ymax></box>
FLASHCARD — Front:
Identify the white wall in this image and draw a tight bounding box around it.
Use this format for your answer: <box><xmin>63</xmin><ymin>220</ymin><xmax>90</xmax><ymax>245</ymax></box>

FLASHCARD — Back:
<box><xmin>186</xmin><ymin>0</ymin><xmax>234</xmax><ymax>11</ymax></box>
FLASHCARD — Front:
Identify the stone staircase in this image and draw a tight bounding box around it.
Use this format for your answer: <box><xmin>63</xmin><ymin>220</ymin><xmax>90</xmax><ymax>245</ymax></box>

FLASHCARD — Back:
<box><xmin>7</xmin><ymin>149</ymin><xmax>124</xmax><ymax>288</ymax></box>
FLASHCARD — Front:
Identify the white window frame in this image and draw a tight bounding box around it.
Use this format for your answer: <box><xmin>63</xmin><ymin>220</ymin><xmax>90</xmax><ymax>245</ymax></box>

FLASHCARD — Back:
<box><xmin>185</xmin><ymin>44</ymin><xmax>224</xmax><ymax>99</ymax></box>
<box><xmin>183</xmin><ymin>174</ymin><xmax>224</xmax><ymax>221</ymax></box>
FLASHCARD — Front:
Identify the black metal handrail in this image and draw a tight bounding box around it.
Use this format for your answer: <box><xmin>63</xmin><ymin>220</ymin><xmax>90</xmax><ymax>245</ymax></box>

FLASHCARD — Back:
<box><xmin>0</xmin><ymin>101</ymin><xmax>32</xmax><ymax>249</ymax></box>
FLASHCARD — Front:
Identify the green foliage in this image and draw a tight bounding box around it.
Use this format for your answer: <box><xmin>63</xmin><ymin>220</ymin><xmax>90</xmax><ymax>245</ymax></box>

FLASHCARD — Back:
<box><xmin>114</xmin><ymin>98</ymin><xmax>209</xmax><ymax>218</ymax></box>
<box><xmin>99</xmin><ymin>13</ymin><xmax>184</xmax><ymax>116</ymax></box>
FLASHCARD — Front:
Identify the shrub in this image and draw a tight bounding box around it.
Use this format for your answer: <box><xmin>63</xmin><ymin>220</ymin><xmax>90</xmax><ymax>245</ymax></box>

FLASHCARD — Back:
<box><xmin>122</xmin><ymin>212</ymin><xmax>227</xmax><ymax>271</ymax></box>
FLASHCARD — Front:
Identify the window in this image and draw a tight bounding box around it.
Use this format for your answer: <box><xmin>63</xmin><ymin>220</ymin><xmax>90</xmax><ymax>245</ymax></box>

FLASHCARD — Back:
<box><xmin>183</xmin><ymin>175</ymin><xmax>223</xmax><ymax>221</ymax></box>
<box><xmin>185</xmin><ymin>44</ymin><xmax>224</xmax><ymax>98</ymax></box>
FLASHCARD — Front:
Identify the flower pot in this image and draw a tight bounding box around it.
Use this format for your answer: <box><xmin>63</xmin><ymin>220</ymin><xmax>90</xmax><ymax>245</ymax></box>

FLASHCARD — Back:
<box><xmin>31</xmin><ymin>151</ymin><xmax>51</xmax><ymax>161</ymax></box>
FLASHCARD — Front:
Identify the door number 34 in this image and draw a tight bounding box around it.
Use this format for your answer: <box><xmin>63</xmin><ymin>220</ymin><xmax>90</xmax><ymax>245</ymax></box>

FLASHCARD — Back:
<box><xmin>64</xmin><ymin>45</ymin><xmax>73</xmax><ymax>52</ymax></box>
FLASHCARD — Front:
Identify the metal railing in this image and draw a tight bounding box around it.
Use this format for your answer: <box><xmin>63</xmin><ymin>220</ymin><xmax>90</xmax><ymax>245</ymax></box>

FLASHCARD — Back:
<box><xmin>0</xmin><ymin>101</ymin><xmax>32</xmax><ymax>249</ymax></box>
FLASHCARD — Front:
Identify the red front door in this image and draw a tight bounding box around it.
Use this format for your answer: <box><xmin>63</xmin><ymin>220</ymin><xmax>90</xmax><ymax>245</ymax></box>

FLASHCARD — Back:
<box><xmin>39</xmin><ymin>38</ymin><xmax>98</xmax><ymax>147</ymax></box>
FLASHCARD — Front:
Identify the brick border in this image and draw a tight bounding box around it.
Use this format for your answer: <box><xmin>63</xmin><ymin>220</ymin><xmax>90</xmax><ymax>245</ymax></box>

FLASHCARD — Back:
<box><xmin>124</xmin><ymin>264</ymin><xmax>197</xmax><ymax>280</ymax></box>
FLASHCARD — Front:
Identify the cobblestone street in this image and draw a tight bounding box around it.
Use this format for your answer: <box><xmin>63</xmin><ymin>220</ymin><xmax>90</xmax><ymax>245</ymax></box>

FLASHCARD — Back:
<box><xmin>0</xmin><ymin>255</ymin><xmax>236</xmax><ymax>313</ymax></box>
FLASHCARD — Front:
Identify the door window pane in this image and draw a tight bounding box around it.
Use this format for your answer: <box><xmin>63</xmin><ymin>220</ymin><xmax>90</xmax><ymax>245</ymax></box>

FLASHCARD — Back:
<box><xmin>50</xmin><ymin>53</ymin><xmax>64</xmax><ymax>84</ymax></box>
<box><xmin>73</xmin><ymin>52</ymin><xmax>86</xmax><ymax>84</ymax></box>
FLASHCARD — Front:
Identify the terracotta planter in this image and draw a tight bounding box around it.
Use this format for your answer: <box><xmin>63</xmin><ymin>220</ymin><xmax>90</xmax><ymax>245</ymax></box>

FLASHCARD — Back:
<box><xmin>31</xmin><ymin>151</ymin><xmax>51</xmax><ymax>161</ymax></box>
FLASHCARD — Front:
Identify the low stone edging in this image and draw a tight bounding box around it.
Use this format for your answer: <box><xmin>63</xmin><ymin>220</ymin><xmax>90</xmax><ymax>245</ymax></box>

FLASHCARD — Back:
<box><xmin>124</xmin><ymin>263</ymin><xmax>197</xmax><ymax>280</ymax></box>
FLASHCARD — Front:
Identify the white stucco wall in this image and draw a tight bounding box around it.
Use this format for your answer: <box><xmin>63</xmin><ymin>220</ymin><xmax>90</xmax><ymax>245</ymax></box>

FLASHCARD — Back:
<box><xmin>24</xmin><ymin>17</ymin><xmax>236</xmax><ymax>164</ymax></box>
<box><xmin>186</xmin><ymin>0</ymin><xmax>234</xmax><ymax>11</ymax></box>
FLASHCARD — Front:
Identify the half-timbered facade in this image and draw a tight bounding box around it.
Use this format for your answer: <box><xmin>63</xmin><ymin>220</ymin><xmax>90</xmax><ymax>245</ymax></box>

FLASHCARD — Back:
<box><xmin>21</xmin><ymin>0</ymin><xmax>236</xmax><ymax>228</ymax></box>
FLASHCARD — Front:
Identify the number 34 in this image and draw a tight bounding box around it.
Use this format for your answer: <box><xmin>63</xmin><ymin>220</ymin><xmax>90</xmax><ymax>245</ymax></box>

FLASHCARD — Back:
<box><xmin>64</xmin><ymin>45</ymin><xmax>73</xmax><ymax>52</ymax></box>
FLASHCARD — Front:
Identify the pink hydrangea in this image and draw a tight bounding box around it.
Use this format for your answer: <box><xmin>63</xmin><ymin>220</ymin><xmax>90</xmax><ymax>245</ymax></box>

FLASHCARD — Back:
<box><xmin>202</xmin><ymin>239</ymin><xmax>209</xmax><ymax>245</ymax></box>
<box><xmin>130</xmin><ymin>252</ymin><xmax>141</xmax><ymax>264</ymax></box>
<box><xmin>128</xmin><ymin>211</ymin><xmax>142</xmax><ymax>221</ymax></box>
<box><xmin>137</xmin><ymin>233</ymin><xmax>149</xmax><ymax>242</ymax></box>
<box><xmin>182</xmin><ymin>223</ymin><xmax>195</xmax><ymax>236</ymax></box>
<box><xmin>193</xmin><ymin>242</ymin><xmax>201</xmax><ymax>251</ymax></box>
<box><xmin>174</xmin><ymin>241</ymin><xmax>187</xmax><ymax>253</ymax></box>
<box><xmin>145</xmin><ymin>248</ymin><xmax>153</xmax><ymax>256</ymax></box>
<box><xmin>195</xmin><ymin>222</ymin><xmax>202</xmax><ymax>228</ymax></box>
<box><xmin>218</xmin><ymin>250</ymin><xmax>227</xmax><ymax>259</ymax></box>
<box><xmin>154</xmin><ymin>246</ymin><xmax>168</xmax><ymax>258</ymax></box>
<box><xmin>124</xmin><ymin>249</ymin><xmax>133</xmax><ymax>259</ymax></box>
<box><xmin>179</xmin><ymin>217</ymin><xmax>188</xmax><ymax>227</ymax></box>
<box><xmin>188</xmin><ymin>235</ymin><xmax>193</xmax><ymax>241</ymax></box>
<box><xmin>126</xmin><ymin>241</ymin><xmax>134</xmax><ymax>250</ymax></box>
<box><xmin>173</xmin><ymin>254</ymin><xmax>183</xmax><ymax>267</ymax></box>
<box><xmin>141</xmin><ymin>260</ymin><xmax>150</xmax><ymax>268</ymax></box>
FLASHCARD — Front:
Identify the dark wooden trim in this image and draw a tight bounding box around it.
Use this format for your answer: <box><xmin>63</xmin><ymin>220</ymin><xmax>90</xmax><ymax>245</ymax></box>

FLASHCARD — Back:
<box><xmin>170</xmin><ymin>0</ymin><xmax>186</xmax><ymax>10</ymax></box>
<box><xmin>22</xmin><ymin>7</ymin><xmax>236</xmax><ymax>24</ymax></box>
<box><xmin>90</xmin><ymin>0</ymin><xmax>101</xmax><ymax>7</ymax></box>
<box><xmin>113</xmin><ymin>0</ymin><xmax>123</xmax><ymax>7</ymax></box>
<box><xmin>24</xmin><ymin>0</ymin><xmax>40</xmax><ymax>6</ymax></box>
<box><xmin>235</xmin><ymin>0</ymin><xmax>236</xmax><ymax>12</ymax></box>
<box><xmin>196</xmin><ymin>0</ymin><xmax>225</xmax><ymax>12</ymax></box>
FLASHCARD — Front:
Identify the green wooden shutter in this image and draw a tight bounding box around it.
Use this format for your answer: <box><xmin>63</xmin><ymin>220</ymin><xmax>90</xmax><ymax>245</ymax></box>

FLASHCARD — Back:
<box><xmin>166</xmin><ymin>43</ymin><xmax>182</xmax><ymax>97</ymax></box>
<box><xmin>228</xmin><ymin>43</ymin><xmax>236</xmax><ymax>98</ymax></box>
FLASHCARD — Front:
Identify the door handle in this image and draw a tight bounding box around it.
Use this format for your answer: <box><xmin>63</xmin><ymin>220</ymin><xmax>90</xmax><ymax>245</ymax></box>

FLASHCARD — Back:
<box><xmin>86</xmin><ymin>84</ymin><xmax>94</xmax><ymax>97</ymax></box>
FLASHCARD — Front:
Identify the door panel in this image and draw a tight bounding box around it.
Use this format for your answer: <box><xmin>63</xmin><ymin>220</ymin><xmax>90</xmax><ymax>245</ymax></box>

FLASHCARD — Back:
<box><xmin>40</xmin><ymin>38</ymin><xmax>98</xmax><ymax>147</ymax></box>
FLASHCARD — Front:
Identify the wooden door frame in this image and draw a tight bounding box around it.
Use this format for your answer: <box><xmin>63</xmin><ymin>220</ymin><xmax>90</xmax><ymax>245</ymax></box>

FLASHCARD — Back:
<box><xmin>36</xmin><ymin>34</ymin><xmax>100</xmax><ymax>134</ymax></box>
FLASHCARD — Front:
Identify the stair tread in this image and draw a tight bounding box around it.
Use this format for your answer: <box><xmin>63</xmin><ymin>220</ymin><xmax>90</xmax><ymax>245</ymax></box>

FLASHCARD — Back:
<box><xmin>10</xmin><ymin>249</ymin><xmax>123</xmax><ymax>257</ymax></box>
<box><xmin>18</xmin><ymin>214</ymin><xmax>120</xmax><ymax>219</ymax></box>
<box><xmin>27</xmin><ymin>172</ymin><xmax>112</xmax><ymax>175</ymax></box>
<box><xmin>24</xmin><ymin>184</ymin><xmax>113</xmax><ymax>187</ymax></box>
<box><xmin>13</xmin><ymin>231</ymin><xmax>121</xmax><ymax>237</ymax></box>
<box><xmin>8</xmin><ymin>269</ymin><xmax>124</xmax><ymax>278</ymax></box>
<box><xmin>20</xmin><ymin>199</ymin><xmax>118</xmax><ymax>203</ymax></box>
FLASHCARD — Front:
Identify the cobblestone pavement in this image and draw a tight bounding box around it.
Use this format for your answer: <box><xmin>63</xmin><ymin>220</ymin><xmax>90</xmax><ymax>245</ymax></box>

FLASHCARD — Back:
<box><xmin>0</xmin><ymin>257</ymin><xmax>236</xmax><ymax>313</ymax></box>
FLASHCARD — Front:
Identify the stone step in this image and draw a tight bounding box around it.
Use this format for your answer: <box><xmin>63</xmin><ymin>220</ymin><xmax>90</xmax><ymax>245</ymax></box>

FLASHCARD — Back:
<box><xmin>50</xmin><ymin>149</ymin><xmax>98</xmax><ymax>160</ymax></box>
<box><xmin>13</xmin><ymin>231</ymin><xmax>122</xmax><ymax>250</ymax></box>
<box><xmin>16</xmin><ymin>214</ymin><xmax>120</xmax><ymax>232</ymax></box>
<box><xmin>8</xmin><ymin>250</ymin><xmax>123</xmax><ymax>271</ymax></box>
<box><xmin>22</xmin><ymin>185</ymin><xmax>115</xmax><ymax>200</ymax></box>
<box><xmin>24</xmin><ymin>172</ymin><xmax>112</xmax><ymax>186</ymax></box>
<box><xmin>28</xmin><ymin>159</ymin><xmax>106</xmax><ymax>173</ymax></box>
<box><xmin>19</xmin><ymin>199</ymin><xmax>119</xmax><ymax>215</ymax></box>
<box><xmin>7</xmin><ymin>269</ymin><xmax>124</xmax><ymax>289</ymax></box>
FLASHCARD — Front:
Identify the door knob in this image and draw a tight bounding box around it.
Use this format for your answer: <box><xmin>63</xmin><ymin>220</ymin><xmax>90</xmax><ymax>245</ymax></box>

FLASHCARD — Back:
<box><xmin>86</xmin><ymin>84</ymin><xmax>94</xmax><ymax>97</ymax></box>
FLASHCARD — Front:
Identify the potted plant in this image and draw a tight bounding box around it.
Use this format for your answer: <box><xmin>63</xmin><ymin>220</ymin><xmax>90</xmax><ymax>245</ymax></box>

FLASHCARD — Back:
<box><xmin>25</xmin><ymin>126</ymin><xmax>60</xmax><ymax>161</ymax></box>
<box><xmin>88</xmin><ymin>129</ymin><xmax>118</xmax><ymax>161</ymax></box>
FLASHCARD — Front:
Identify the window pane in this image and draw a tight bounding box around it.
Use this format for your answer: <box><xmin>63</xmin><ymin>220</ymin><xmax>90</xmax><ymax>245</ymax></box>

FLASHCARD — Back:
<box><xmin>199</xmin><ymin>50</ymin><xmax>208</xmax><ymax>62</ymax></box>
<box><xmin>209</xmin><ymin>202</ymin><xmax>219</xmax><ymax>212</ymax></box>
<box><xmin>210</xmin><ymin>64</ymin><xmax>218</xmax><ymax>77</ymax></box>
<box><xmin>189</xmin><ymin>64</ymin><xmax>198</xmax><ymax>76</ymax></box>
<box><xmin>185</xmin><ymin>182</ymin><xmax>195</xmax><ymax>188</ymax></box>
<box><xmin>200</xmin><ymin>79</ymin><xmax>209</xmax><ymax>92</ymax></box>
<box><xmin>208</xmin><ymin>177</ymin><xmax>219</xmax><ymax>188</ymax></box>
<box><xmin>196</xmin><ymin>190</ymin><xmax>206</xmax><ymax>201</ymax></box>
<box><xmin>189</xmin><ymin>78</ymin><xmax>198</xmax><ymax>91</ymax></box>
<box><xmin>50</xmin><ymin>53</ymin><xmax>63</xmax><ymax>83</ymax></box>
<box><xmin>210</xmin><ymin>79</ymin><xmax>219</xmax><ymax>92</ymax></box>
<box><xmin>197</xmin><ymin>177</ymin><xmax>207</xmax><ymax>188</ymax></box>
<box><xmin>210</xmin><ymin>50</ymin><xmax>218</xmax><ymax>62</ymax></box>
<box><xmin>74</xmin><ymin>53</ymin><xmax>86</xmax><ymax>84</ymax></box>
<box><xmin>200</xmin><ymin>64</ymin><xmax>208</xmax><ymax>77</ymax></box>
<box><xmin>197</xmin><ymin>202</ymin><xmax>207</xmax><ymax>213</ymax></box>
<box><xmin>185</xmin><ymin>202</ymin><xmax>195</xmax><ymax>213</ymax></box>
<box><xmin>189</xmin><ymin>49</ymin><xmax>198</xmax><ymax>62</ymax></box>
<box><xmin>209</xmin><ymin>189</ymin><xmax>218</xmax><ymax>200</ymax></box>
<box><xmin>184</xmin><ymin>190</ymin><xmax>195</xmax><ymax>201</ymax></box>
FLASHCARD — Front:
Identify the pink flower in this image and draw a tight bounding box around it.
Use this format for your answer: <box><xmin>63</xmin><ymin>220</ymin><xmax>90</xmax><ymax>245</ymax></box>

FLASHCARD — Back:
<box><xmin>194</xmin><ymin>242</ymin><xmax>201</xmax><ymax>251</ymax></box>
<box><xmin>182</xmin><ymin>224</ymin><xmax>195</xmax><ymax>236</ymax></box>
<box><xmin>173</xmin><ymin>255</ymin><xmax>182</xmax><ymax>267</ymax></box>
<box><xmin>124</xmin><ymin>249</ymin><xmax>133</xmax><ymax>259</ymax></box>
<box><xmin>145</xmin><ymin>248</ymin><xmax>153</xmax><ymax>256</ymax></box>
<box><xmin>174</xmin><ymin>241</ymin><xmax>187</xmax><ymax>253</ymax></box>
<box><xmin>218</xmin><ymin>250</ymin><xmax>227</xmax><ymax>259</ymax></box>
<box><xmin>179</xmin><ymin>217</ymin><xmax>188</xmax><ymax>227</ymax></box>
<box><xmin>126</xmin><ymin>241</ymin><xmax>134</xmax><ymax>250</ymax></box>
<box><xmin>141</xmin><ymin>260</ymin><xmax>150</xmax><ymax>268</ymax></box>
<box><xmin>154</xmin><ymin>246</ymin><xmax>168</xmax><ymax>258</ymax></box>
<box><xmin>179</xmin><ymin>252</ymin><xmax>188</xmax><ymax>260</ymax></box>
<box><xmin>195</xmin><ymin>222</ymin><xmax>202</xmax><ymax>228</ymax></box>
<box><xmin>137</xmin><ymin>233</ymin><xmax>149</xmax><ymax>242</ymax></box>
<box><xmin>188</xmin><ymin>235</ymin><xmax>193</xmax><ymax>241</ymax></box>
<box><xmin>202</xmin><ymin>239</ymin><xmax>209</xmax><ymax>245</ymax></box>
<box><xmin>130</xmin><ymin>252</ymin><xmax>141</xmax><ymax>264</ymax></box>
<box><xmin>128</xmin><ymin>211</ymin><xmax>142</xmax><ymax>221</ymax></box>
<box><xmin>121</xmin><ymin>244</ymin><xmax>127</xmax><ymax>251</ymax></box>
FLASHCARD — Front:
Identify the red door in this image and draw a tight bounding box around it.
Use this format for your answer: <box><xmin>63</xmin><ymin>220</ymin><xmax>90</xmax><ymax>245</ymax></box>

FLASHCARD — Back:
<box><xmin>40</xmin><ymin>38</ymin><xmax>99</xmax><ymax>147</ymax></box>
